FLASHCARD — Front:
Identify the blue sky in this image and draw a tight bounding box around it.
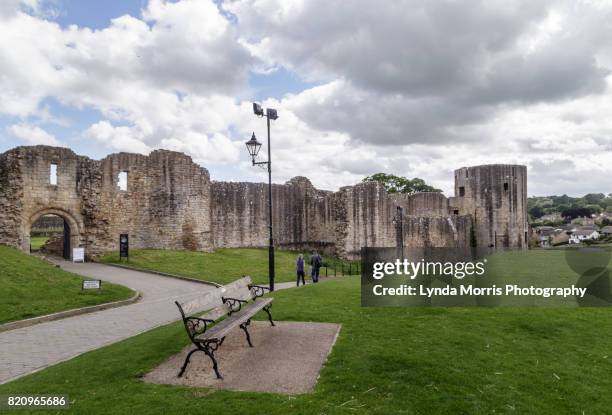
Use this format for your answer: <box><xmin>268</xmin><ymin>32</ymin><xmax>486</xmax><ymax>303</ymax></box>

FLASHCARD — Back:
<box><xmin>1</xmin><ymin>0</ymin><xmax>612</xmax><ymax>195</ymax></box>
<box><xmin>0</xmin><ymin>0</ymin><xmax>311</xmax><ymax>164</ymax></box>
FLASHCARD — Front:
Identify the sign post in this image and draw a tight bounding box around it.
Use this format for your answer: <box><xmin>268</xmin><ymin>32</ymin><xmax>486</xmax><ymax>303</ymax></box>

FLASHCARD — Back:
<box><xmin>119</xmin><ymin>234</ymin><xmax>129</xmax><ymax>262</ymax></box>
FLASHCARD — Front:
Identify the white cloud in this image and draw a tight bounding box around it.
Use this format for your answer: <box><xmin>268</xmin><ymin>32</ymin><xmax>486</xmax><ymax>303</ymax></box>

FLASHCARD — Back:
<box><xmin>0</xmin><ymin>0</ymin><xmax>254</xmax><ymax>164</ymax></box>
<box><xmin>0</xmin><ymin>0</ymin><xmax>611</xmax><ymax>197</ymax></box>
<box><xmin>9</xmin><ymin>123</ymin><xmax>61</xmax><ymax>145</ymax></box>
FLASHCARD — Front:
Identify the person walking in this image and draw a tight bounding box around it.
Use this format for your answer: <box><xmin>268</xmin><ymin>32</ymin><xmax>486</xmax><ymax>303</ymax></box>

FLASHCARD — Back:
<box><xmin>296</xmin><ymin>254</ymin><xmax>306</xmax><ymax>286</ymax></box>
<box><xmin>310</xmin><ymin>250</ymin><xmax>322</xmax><ymax>283</ymax></box>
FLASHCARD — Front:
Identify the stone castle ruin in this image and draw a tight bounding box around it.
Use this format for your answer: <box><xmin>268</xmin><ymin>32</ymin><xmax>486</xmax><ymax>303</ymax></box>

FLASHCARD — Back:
<box><xmin>0</xmin><ymin>146</ymin><xmax>528</xmax><ymax>259</ymax></box>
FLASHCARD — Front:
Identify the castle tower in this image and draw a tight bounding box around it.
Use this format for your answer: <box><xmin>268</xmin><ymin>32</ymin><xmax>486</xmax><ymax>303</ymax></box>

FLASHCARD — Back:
<box><xmin>450</xmin><ymin>164</ymin><xmax>528</xmax><ymax>249</ymax></box>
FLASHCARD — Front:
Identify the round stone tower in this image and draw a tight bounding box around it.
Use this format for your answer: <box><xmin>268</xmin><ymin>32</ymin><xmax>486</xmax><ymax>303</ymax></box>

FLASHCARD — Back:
<box><xmin>451</xmin><ymin>164</ymin><xmax>528</xmax><ymax>249</ymax></box>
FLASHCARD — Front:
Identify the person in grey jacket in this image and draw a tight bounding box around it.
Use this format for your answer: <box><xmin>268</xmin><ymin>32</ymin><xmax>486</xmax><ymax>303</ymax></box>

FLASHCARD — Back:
<box><xmin>310</xmin><ymin>250</ymin><xmax>322</xmax><ymax>283</ymax></box>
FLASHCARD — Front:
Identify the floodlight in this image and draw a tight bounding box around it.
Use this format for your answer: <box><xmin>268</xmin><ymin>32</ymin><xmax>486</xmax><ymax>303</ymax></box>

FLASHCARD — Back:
<box><xmin>253</xmin><ymin>102</ymin><xmax>264</xmax><ymax>116</ymax></box>
<box><xmin>266</xmin><ymin>108</ymin><xmax>278</xmax><ymax>120</ymax></box>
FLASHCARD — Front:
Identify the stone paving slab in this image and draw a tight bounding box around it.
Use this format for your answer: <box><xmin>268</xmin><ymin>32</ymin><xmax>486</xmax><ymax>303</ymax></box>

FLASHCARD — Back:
<box><xmin>144</xmin><ymin>321</ymin><xmax>341</xmax><ymax>394</ymax></box>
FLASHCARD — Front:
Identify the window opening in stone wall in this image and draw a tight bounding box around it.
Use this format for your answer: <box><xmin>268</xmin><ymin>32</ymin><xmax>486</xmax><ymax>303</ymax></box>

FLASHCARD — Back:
<box><xmin>453</xmin><ymin>209</ymin><xmax>459</xmax><ymax>215</ymax></box>
<box><xmin>459</xmin><ymin>186</ymin><xmax>465</xmax><ymax>196</ymax></box>
<box><xmin>118</xmin><ymin>171</ymin><xmax>128</xmax><ymax>191</ymax></box>
<box><xmin>504</xmin><ymin>182</ymin><xmax>508</xmax><ymax>192</ymax></box>
<box><xmin>50</xmin><ymin>163</ymin><xmax>57</xmax><ymax>185</ymax></box>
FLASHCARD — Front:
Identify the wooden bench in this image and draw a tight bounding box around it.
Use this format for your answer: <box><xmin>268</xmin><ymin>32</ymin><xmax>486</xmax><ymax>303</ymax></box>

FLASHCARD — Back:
<box><xmin>175</xmin><ymin>276</ymin><xmax>274</xmax><ymax>379</ymax></box>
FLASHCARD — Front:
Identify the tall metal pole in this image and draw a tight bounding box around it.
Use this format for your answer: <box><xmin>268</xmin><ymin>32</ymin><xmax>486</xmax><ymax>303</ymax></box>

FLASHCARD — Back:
<box><xmin>267</xmin><ymin>115</ymin><xmax>275</xmax><ymax>291</ymax></box>
<box><xmin>396</xmin><ymin>206</ymin><xmax>404</xmax><ymax>262</ymax></box>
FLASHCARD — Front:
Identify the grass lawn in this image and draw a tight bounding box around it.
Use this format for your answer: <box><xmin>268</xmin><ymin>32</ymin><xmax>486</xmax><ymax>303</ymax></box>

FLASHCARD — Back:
<box><xmin>0</xmin><ymin>245</ymin><xmax>134</xmax><ymax>324</ymax></box>
<box><xmin>29</xmin><ymin>236</ymin><xmax>49</xmax><ymax>250</ymax></box>
<box><xmin>99</xmin><ymin>248</ymin><xmax>357</xmax><ymax>285</ymax></box>
<box><xmin>2</xmin><ymin>249</ymin><xmax>612</xmax><ymax>414</ymax></box>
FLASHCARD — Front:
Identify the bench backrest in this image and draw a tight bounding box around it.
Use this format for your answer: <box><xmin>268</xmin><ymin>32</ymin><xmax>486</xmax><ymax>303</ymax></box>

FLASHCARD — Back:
<box><xmin>220</xmin><ymin>275</ymin><xmax>253</xmax><ymax>302</ymax></box>
<box><xmin>176</xmin><ymin>276</ymin><xmax>257</xmax><ymax>339</ymax></box>
<box><xmin>175</xmin><ymin>290</ymin><xmax>224</xmax><ymax>318</ymax></box>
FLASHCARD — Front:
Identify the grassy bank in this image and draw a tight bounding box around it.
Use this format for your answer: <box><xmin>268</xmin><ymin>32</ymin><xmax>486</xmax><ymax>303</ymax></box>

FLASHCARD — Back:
<box><xmin>3</xmin><ymin>250</ymin><xmax>612</xmax><ymax>413</ymax></box>
<box><xmin>99</xmin><ymin>248</ymin><xmax>357</xmax><ymax>285</ymax></box>
<box><xmin>0</xmin><ymin>246</ymin><xmax>134</xmax><ymax>324</ymax></box>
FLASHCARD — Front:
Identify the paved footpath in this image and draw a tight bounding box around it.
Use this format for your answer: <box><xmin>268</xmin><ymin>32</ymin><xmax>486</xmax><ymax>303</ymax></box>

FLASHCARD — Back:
<box><xmin>0</xmin><ymin>261</ymin><xmax>215</xmax><ymax>384</ymax></box>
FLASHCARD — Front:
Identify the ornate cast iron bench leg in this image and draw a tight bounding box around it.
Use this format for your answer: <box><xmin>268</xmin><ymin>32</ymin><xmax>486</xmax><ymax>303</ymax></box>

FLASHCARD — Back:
<box><xmin>239</xmin><ymin>319</ymin><xmax>253</xmax><ymax>347</ymax></box>
<box><xmin>178</xmin><ymin>340</ymin><xmax>223</xmax><ymax>379</ymax></box>
<box><xmin>263</xmin><ymin>304</ymin><xmax>275</xmax><ymax>327</ymax></box>
<box><xmin>202</xmin><ymin>341</ymin><xmax>223</xmax><ymax>379</ymax></box>
<box><xmin>178</xmin><ymin>348</ymin><xmax>200</xmax><ymax>378</ymax></box>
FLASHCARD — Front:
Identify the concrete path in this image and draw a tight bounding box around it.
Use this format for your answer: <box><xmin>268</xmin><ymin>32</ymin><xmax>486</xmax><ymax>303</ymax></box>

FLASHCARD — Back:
<box><xmin>0</xmin><ymin>261</ymin><xmax>214</xmax><ymax>384</ymax></box>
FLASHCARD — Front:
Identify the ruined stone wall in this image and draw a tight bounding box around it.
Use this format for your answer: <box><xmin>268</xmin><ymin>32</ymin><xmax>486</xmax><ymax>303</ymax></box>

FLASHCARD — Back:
<box><xmin>0</xmin><ymin>145</ymin><xmax>527</xmax><ymax>259</ymax></box>
<box><xmin>210</xmin><ymin>177</ymin><xmax>335</xmax><ymax>251</ymax></box>
<box><xmin>0</xmin><ymin>150</ymin><xmax>24</xmax><ymax>248</ymax></box>
<box><xmin>452</xmin><ymin>164</ymin><xmax>528</xmax><ymax>249</ymax></box>
<box><xmin>0</xmin><ymin>146</ymin><xmax>212</xmax><ymax>258</ymax></box>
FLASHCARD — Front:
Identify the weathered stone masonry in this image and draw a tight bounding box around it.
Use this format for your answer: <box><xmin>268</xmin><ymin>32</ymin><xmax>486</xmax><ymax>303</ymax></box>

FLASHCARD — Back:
<box><xmin>0</xmin><ymin>146</ymin><xmax>528</xmax><ymax>259</ymax></box>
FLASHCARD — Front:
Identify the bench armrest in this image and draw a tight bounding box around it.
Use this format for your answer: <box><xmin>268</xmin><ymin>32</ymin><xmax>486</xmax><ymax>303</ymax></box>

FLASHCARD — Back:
<box><xmin>248</xmin><ymin>284</ymin><xmax>270</xmax><ymax>298</ymax></box>
<box><xmin>183</xmin><ymin>316</ymin><xmax>215</xmax><ymax>339</ymax></box>
<box><xmin>222</xmin><ymin>297</ymin><xmax>248</xmax><ymax>315</ymax></box>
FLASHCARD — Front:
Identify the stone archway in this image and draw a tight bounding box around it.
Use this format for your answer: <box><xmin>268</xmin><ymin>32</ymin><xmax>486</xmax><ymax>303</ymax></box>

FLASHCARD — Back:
<box><xmin>24</xmin><ymin>208</ymin><xmax>84</xmax><ymax>260</ymax></box>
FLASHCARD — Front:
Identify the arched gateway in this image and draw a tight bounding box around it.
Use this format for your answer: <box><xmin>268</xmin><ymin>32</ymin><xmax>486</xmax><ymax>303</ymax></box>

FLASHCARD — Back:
<box><xmin>24</xmin><ymin>208</ymin><xmax>84</xmax><ymax>260</ymax></box>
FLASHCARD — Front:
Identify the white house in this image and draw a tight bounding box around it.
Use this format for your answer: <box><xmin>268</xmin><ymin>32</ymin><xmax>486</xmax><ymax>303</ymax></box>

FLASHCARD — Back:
<box><xmin>569</xmin><ymin>229</ymin><xmax>600</xmax><ymax>244</ymax></box>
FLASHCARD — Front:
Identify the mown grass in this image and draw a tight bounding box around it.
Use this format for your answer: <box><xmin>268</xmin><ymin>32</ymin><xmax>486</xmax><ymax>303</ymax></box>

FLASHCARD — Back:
<box><xmin>3</xmin><ymin>249</ymin><xmax>612</xmax><ymax>413</ymax></box>
<box><xmin>99</xmin><ymin>248</ymin><xmax>357</xmax><ymax>285</ymax></box>
<box><xmin>29</xmin><ymin>236</ymin><xmax>49</xmax><ymax>250</ymax></box>
<box><xmin>0</xmin><ymin>245</ymin><xmax>134</xmax><ymax>324</ymax></box>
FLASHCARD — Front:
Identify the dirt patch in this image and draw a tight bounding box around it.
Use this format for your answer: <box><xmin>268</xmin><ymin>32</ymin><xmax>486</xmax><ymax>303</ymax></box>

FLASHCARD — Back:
<box><xmin>144</xmin><ymin>321</ymin><xmax>341</xmax><ymax>394</ymax></box>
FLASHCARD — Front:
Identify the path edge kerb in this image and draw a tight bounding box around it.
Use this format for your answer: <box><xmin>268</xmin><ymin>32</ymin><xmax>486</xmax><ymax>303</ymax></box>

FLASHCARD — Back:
<box><xmin>0</xmin><ymin>290</ymin><xmax>141</xmax><ymax>333</ymax></box>
<box><xmin>103</xmin><ymin>263</ymin><xmax>222</xmax><ymax>288</ymax></box>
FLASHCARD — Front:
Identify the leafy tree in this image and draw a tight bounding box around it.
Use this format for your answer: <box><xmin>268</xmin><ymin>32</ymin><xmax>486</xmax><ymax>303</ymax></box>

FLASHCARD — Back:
<box><xmin>529</xmin><ymin>205</ymin><xmax>545</xmax><ymax>219</ymax></box>
<box><xmin>362</xmin><ymin>173</ymin><xmax>442</xmax><ymax>194</ymax></box>
<box><xmin>585</xmin><ymin>204</ymin><xmax>603</xmax><ymax>214</ymax></box>
<box><xmin>584</xmin><ymin>193</ymin><xmax>606</xmax><ymax>204</ymax></box>
<box><xmin>561</xmin><ymin>207</ymin><xmax>594</xmax><ymax>220</ymax></box>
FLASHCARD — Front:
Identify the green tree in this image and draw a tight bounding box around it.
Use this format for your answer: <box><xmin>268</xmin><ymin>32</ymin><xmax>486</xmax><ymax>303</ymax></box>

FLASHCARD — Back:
<box><xmin>362</xmin><ymin>173</ymin><xmax>442</xmax><ymax>194</ymax></box>
<box><xmin>584</xmin><ymin>193</ymin><xmax>605</xmax><ymax>204</ymax></box>
<box><xmin>529</xmin><ymin>205</ymin><xmax>545</xmax><ymax>219</ymax></box>
<box><xmin>585</xmin><ymin>204</ymin><xmax>603</xmax><ymax>214</ymax></box>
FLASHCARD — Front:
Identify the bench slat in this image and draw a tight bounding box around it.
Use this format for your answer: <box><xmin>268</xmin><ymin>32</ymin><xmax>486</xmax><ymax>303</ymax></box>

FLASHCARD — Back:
<box><xmin>195</xmin><ymin>298</ymin><xmax>272</xmax><ymax>341</ymax></box>
<box><xmin>178</xmin><ymin>290</ymin><xmax>224</xmax><ymax>316</ymax></box>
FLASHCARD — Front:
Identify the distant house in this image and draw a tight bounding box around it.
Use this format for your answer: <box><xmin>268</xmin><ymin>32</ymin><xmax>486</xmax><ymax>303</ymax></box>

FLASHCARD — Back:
<box><xmin>569</xmin><ymin>229</ymin><xmax>600</xmax><ymax>244</ymax></box>
<box><xmin>601</xmin><ymin>226</ymin><xmax>612</xmax><ymax>237</ymax></box>
<box><xmin>537</xmin><ymin>227</ymin><xmax>564</xmax><ymax>247</ymax></box>
<box><xmin>578</xmin><ymin>224</ymin><xmax>600</xmax><ymax>232</ymax></box>
<box><xmin>571</xmin><ymin>216</ymin><xmax>595</xmax><ymax>225</ymax></box>
<box><xmin>538</xmin><ymin>212</ymin><xmax>562</xmax><ymax>223</ymax></box>
<box><xmin>595</xmin><ymin>212</ymin><xmax>612</xmax><ymax>225</ymax></box>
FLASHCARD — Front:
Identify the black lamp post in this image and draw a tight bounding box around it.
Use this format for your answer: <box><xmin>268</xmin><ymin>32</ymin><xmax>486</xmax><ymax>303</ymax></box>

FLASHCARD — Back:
<box><xmin>245</xmin><ymin>103</ymin><xmax>278</xmax><ymax>291</ymax></box>
<box><xmin>392</xmin><ymin>206</ymin><xmax>404</xmax><ymax>261</ymax></box>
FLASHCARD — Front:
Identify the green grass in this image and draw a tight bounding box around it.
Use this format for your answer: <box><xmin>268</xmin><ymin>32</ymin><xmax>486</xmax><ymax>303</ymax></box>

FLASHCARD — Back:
<box><xmin>99</xmin><ymin>248</ymin><xmax>357</xmax><ymax>285</ymax></box>
<box><xmin>3</xmin><ymin>249</ymin><xmax>612</xmax><ymax>414</ymax></box>
<box><xmin>29</xmin><ymin>236</ymin><xmax>49</xmax><ymax>250</ymax></box>
<box><xmin>0</xmin><ymin>245</ymin><xmax>134</xmax><ymax>324</ymax></box>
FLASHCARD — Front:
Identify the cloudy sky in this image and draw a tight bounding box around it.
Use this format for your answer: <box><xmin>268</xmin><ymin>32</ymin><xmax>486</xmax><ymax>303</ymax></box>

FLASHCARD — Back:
<box><xmin>0</xmin><ymin>0</ymin><xmax>611</xmax><ymax>196</ymax></box>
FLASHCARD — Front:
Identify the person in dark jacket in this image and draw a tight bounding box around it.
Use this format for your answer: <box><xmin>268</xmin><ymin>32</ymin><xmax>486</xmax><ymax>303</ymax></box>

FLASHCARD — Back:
<box><xmin>310</xmin><ymin>250</ymin><xmax>322</xmax><ymax>283</ymax></box>
<box><xmin>296</xmin><ymin>254</ymin><xmax>306</xmax><ymax>286</ymax></box>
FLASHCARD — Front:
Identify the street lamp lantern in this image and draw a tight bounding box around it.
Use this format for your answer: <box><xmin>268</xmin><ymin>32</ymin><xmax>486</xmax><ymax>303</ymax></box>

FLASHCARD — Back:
<box><xmin>245</xmin><ymin>132</ymin><xmax>262</xmax><ymax>160</ymax></box>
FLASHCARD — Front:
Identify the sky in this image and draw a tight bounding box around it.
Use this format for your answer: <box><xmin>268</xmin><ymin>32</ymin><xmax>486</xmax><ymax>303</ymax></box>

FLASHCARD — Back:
<box><xmin>0</xmin><ymin>0</ymin><xmax>611</xmax><ymax>197</ymax></box>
